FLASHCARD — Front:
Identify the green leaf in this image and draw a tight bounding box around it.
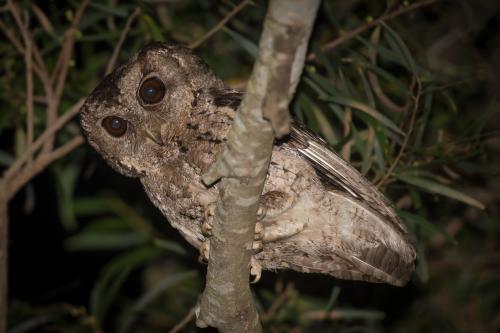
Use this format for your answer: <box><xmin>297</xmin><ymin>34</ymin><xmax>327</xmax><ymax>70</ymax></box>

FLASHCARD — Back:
<box><xmin>398</xmin><ymin>210</ymin><xmax>458</xmax><ymax>245</ymax></box>
<box><xmin>91</xmin><ymin>247</ymin><xmax>162</xmax><ymax>323</ymax></box>
<box><xmin>415</xmin><ymin>242</ymin><xmax>429</xmax><ymax>283</ymax></box>
<box><xmin>54</xmin><ymin>163</ymin><xmax>81</xmax><ymax>232</ymax></box>
<box><xmin>356</xmin><ymin>35</ymin><xmax>404</xmax><ymax>67</ymax></box>
<box><xmin>373</xmin><ymin>136</ymin><xmax>386</xmax><ymax>173</ymax></box>
<box><xmin>222</xmin><ymin>27</ymin><xmax>258</xmax><ymax>58</ymax></box>
<box><xmin>358</xmin><ymin>67</ymin><xmax>375</xmax><ymax>108</ymax></box>
<box><xmin>153</xmin><ymin>238</ymin><xmax>188</xmax><ymax>256</ymax></box>
<box><xmin>361</xmin><ymin>127</ymin><xmax>375</xmax><ymax>175</ymax></box>
<box><xmin>397</xmin><ymin>174</ymin><xmax>485</xmax><ymax>209</ymax></box>
<box><xmin>321</xmin><ymin>96</ymin><xmax>404</xmax><ymax>135</ymax></box>
<box><xmin>89</xmin><ymin>3</ymin><xmax>129</xmax><ymax>17</ymax></box>
<box><xmin>381</xmin><ymin>23</ymin><xmax>418</xmax><ymax>74</ymax></box>
<box><xmin>142</xmin><ymin>14</ymin><xmax>164</xmax><ymax>42</ymax></box>
<box><xmin>414</xmin><ymin>91</ymin><xmax>434</xmax><ymax>149</ymax></box>
<box><xmin>73</xmin><ymin>197</ymin><xmax>116</xmax><ymax>216</ymax></box>
<box><xmin>323</xmin><ymin>286</ymin><xmax>341</xmax><ymax>312</ymax></box>
<box><xmin>440</xmin><ymin>90</ymin><xmax>458</xmax><ymax>114</ymax></box>
<box><xmin>306</xmin><ymin>71</ymin><xmax>339</xmax><ymax>95</ymax></box>
<box><xmin>79</xmin><ymin>218</ymin><xmax>131</xmax><ymax>233</ymax></box>
<box><xmin>311</xmin><ymin>43</ymin><xmax>337</xmax><ymax>77</ymax></box>
<box><xmin>65</xmin><ymin>232</ymin><xmax>149</xmax><ymax>251</ymax></box>
<box><xmin>118</xmin><ymin>270</ymin><xmax>197</xmax><ymax>333</ymax></box>
<box><xmin>301</xmin><ymin>94</ymin><xmax>338</xmax><ymax>144</ymax></box>
<box><xmin>358</xmin><ymin>60</ymin><xmax>410</xmax><ymax>96</ymax></box>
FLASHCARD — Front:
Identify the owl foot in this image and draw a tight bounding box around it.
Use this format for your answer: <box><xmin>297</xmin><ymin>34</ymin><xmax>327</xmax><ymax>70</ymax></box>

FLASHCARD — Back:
<box><xmin>198</xmin><ymin>239</ymin><xmax>262</xmax><ymax>284</ymax></box>
<box><xmin>198</xmin><ymin>240</ymin><xmax>210</xmax><ymax>264</ymax></box>
<box><xmin>250</xmin><ymin>257</ymin><xmax>262</xmax><ymax>284</ymax></box>
<box><xmin>256</xmin><ymin>206</ymin><xmax>267</xmax><ymax>221</ymax></box>
<box><xmin>201</xmin><ymin>203</ymin><xmax>216</xmax><ymax>237</ymax></box>
<box><xmin>252</xmin><ymin>221</ymin><xmax>264</xmax><ymax>254</ymax></box>
<box><xmin>201</xmin><ymin>203</ymin><xmax>265</xmax><ymax>254</ymax></box>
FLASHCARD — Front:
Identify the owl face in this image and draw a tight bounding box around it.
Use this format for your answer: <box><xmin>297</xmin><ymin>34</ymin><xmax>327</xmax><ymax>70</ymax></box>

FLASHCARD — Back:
<box><xmin>80</xmin><ymin>43</ymin><xmax>224</xmax><ymax>178</ymax></box>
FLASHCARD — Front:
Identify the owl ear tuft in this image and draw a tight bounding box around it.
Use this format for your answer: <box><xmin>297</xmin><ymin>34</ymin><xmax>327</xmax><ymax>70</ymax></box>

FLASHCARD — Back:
<box><xmin>210</xmin><ymin>88</ymin><xmax>243</xmax><ymax>109</ymax></box>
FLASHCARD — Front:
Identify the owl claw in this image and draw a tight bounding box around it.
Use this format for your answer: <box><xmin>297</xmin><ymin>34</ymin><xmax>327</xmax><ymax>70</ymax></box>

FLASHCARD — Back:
<box><xmin>202</xmin><ymin>203</ymin><xmax>216</xmax><ymax>237</ymax></box>
<box><xmin>201</xmin><ymin>221</ymin><xmax>212</xmax><ymax>237</ymax></box>
<box><xmin>198</xmin><ymin>240</ymin><xmax>210</xmax><ymax>264</ymax></box>
<box><xmin>256</xmin><ymin>206</ymin><xmax>267</xmax><ymax>221</ymax></box>
<box><xmin>254</xmin><ymin>222</ymin><xmax>264</xmax><ymax>241</ymax></box>
<box><xmin>250</xmin><ymin>257</ymin><xmax>262</xmax><ymax>284</ymax></box>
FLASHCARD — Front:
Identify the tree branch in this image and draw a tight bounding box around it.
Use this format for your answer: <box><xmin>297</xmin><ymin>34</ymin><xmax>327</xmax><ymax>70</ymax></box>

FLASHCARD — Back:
<box><xmin>106</xmin><ymin>7</ymin><xmax>141</xmax><ymax>75</ymax></box>
<box><xmin>45</xmin><ymin>0</ymin><xmax>90</xmax><ymax>152</ymax></box>
<box><xmin>307</xmin><ymin>0</ymin><xmax>438</xmax><ymax>61</ymax></box>
<box><xmin>196</xmin><ymin>1</ymin><xmax>319</xmax><ymax>332</ymax></box>
<box><xmin>22</xmin><ymin>10</ymin><xmax>34</xmax><ymax>166</ymax></box>
<box><xmin>7</xmin><ymin>136</ymin><xmax>85</xmax><ymax>200</ymax></box>
<box><xmin>189</xmin><ymin>0</ymin><xmax>253</xmax><ymax>49</ymax></box>
<box><xmin>3</xmin><ymin>99</ymin><xmax>84</xmax><ymax>180</ymax></box>
<box><xmin>376</xmin><ymin>81</ymin><xmax>422</xmax><ymax>188</ymax></box>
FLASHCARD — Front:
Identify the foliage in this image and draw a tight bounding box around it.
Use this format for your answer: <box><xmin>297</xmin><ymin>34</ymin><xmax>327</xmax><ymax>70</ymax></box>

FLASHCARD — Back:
<box><xmin>1</xmin><ymin>0</ymin><xmax>499</xmax><ymax>332</ymax></box>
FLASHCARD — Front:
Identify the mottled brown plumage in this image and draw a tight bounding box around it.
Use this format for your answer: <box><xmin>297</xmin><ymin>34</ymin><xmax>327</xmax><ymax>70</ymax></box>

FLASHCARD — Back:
<box><xmin>80</xmin><ymin>42</ymin><xmax>416</xmax><ymax>286</ymax></box>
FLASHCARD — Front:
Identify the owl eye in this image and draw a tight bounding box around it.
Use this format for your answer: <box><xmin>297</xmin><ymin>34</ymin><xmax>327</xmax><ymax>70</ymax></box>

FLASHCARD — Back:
<box><xmin>102</xmin><ymin>116</ymin><xmax>128</xmax><ymax>137</ymax></box>
<box><xmin>139</xmin><ymin>77</ymin><xmax>166</xmax><ymax>105</ymax></box>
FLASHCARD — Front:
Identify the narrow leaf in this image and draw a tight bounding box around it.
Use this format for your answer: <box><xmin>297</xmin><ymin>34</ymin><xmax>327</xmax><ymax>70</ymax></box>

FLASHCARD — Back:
<box><xmin>322</xmin><ymin>96</ymin><xmax>404</xmax><ymax>135</ymax></box>
<box><xmin>397</xmin><ymin>174</ymin><xmax>485</xmax><ymax>209</ymax></box>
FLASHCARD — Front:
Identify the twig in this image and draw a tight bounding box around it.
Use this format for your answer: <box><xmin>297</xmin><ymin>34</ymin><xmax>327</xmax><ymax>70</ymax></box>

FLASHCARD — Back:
<box><xmin>6</xmin><ymin>0</ymin><xmax>51</xmax><ymax>88</ymax></box>
<box><xmin>106</xmin><ymin>7</ymin><xmax>141</xmax><ymax>75</ymax></box>
<box><xmin>31</xmin><ymin>3</ymin><xmax>54</xmax><ymax>35</ymax></box>
<box><xmin>0</xmin><ymin>18</ymin><xmax>26</xmax><ymax>59</ymax></box>
<box><xmin>22</xmin><ymin>10</ymin><xmax>34</xmax><ymax>166</ymax></box>
<box><xmin>261</xmin><ymin>283</ymin><xmax>294</xmax><ymax>323</ymax></box>
<box><xmin>189</xmin><ymin>0</ymin><xmax>253</xmax><ymax>49</ymax></box>
<box><xmin>46</xmin><ymin>0</ymin><xmax>90</xmax><ymax>152</ymax></box>
<box><xmin>376</xmin><ymin>81</ymin><xmax>422</xmax><ymax>188</ymax></box>
<box><xmin>7</xmin><ymin>136</ymin><xmax>85</xmax><ymax>200</ymax></box>
<box><xmin>167</xmin><ymin>306</ymin><xmax>196</xmax><ymax>333</ymax></box>
<box><xmin>0</xmin><ymin>24</ymin><xmax>50</xmax><ymax>104</ymax></box>
<box><xmin>51</xmin><ymin>0</ymin><xmax>91</xmax><ymax>84</ymax></box>
<box><xmin>367</xmin><ymin>26</ymin><xmax>406</xmax><ymax>113</ymax></box>
<box><xmin>307</xmin><ymin>0</ymin><xmax>438</xmax><ymax>61</ymax></box>
<box><xmin>300</xmin><ymin>309</ymin><xmax>385</xmax><ymax>321</ymax></box>
<box><xmin>3</xmin><ymin>99</ymin><xmax>84</xmax><ymax>180</ymax></box>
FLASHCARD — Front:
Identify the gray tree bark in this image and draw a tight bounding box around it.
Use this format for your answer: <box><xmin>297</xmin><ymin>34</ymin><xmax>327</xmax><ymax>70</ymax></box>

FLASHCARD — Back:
<box><xmin>196</xmin><ymin>1</ymin><xmax>320</xmax><ymax>332</ymax></box>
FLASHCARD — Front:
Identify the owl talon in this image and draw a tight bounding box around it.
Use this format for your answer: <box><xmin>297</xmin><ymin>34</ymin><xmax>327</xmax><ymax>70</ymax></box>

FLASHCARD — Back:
<box><xmin>256</xmin><ymin>206</ymin><xmax>267</xmax><ymax>221</ymax></box>
<box><xmin>252</xmin><ymin>240</ymin><xmax>263</xmax><ymax>254</ymax></box>
<box><xmin>201</xmin><ymin>221</ymin><xmax>212</xmax><ymax>237</ymax></box>
<box><xmin>198</xmin><ymin>240</ymin><xmax>210</xmax><ymax>264</ymax></box>
<box><xmin>202</xmin><ymin>203</ymin><xmax>216</xmax><ymax>237</ymax></box>
<box><xmin>254</xmin><ymin>222</ymin><xmax>264</xmax><ymax>241</ymax></box>
<box><xmin>250</xmin><ymin>257</ymin><xmax>262</xmax><ymax>284</ymax></box>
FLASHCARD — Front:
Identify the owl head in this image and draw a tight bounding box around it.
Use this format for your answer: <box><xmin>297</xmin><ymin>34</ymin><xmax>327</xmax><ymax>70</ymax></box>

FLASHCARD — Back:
<box><xmin>80</xmin><ymin>43</ymin><xmax>229</xmax><ymax>178</ymax></box>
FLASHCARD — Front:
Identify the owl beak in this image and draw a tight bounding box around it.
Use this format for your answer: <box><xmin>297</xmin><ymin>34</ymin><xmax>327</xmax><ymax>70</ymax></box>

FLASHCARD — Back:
<box><xmin>143</xmin><ymin>128</ymin><xmax>164</xmax><ymax>146</ymax></box>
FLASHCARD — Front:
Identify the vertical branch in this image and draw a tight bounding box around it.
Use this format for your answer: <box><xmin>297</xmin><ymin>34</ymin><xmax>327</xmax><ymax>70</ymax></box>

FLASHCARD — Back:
<box><xmin>22</xmin><ymin>10</ymin><xmax>34</xmax><ymax>166</ymax></box>
<box><xmin>44</xmin><ymin>0</ymin><xmax>90</xmax><ymax>152</ymax></box>
<box><xmin>105</xmin><ymin>7</ymin><xmax>141</xmax><ymax>75</ymax></box>
<box><xmin>6</xmin><ymin>0</ymin><xmax>51</xmax><ymax>96</ymax></box>
<box><xmin>0</xmin><ymin>181</ymin><xmax>8</xmax><ymax>333</ymax></box>
<box><xmin>196</xmin><ymin>1</ymin><xmax>320</xmax><ymax>332</ymax></box>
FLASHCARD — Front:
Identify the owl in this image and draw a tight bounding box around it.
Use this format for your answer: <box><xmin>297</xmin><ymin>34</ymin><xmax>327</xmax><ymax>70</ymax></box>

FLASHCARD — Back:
<box><xmin>80</xmin><ymin>42</ymin><xmax>416</xmax><ymax>286</ymax></box>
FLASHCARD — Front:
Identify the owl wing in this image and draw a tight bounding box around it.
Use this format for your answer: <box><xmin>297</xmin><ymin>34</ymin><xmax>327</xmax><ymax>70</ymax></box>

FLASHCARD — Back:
<box><xmin>288</xmin><ymin>124</ymin><xmax>416</xmax><ymax>286</ymax></box>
